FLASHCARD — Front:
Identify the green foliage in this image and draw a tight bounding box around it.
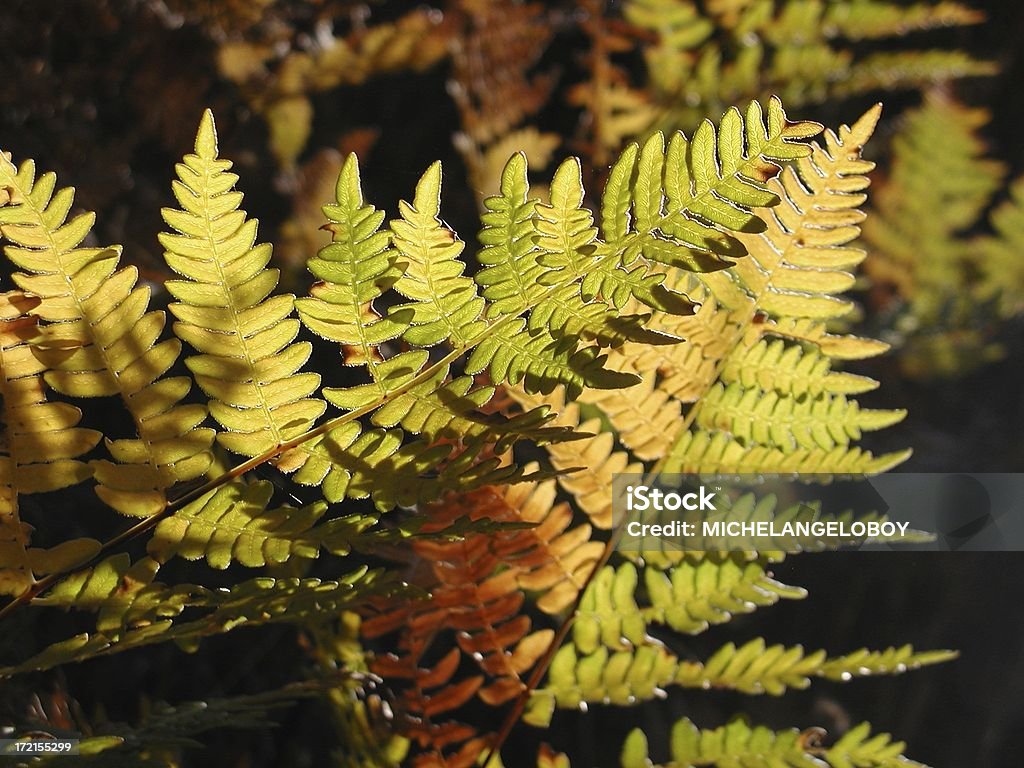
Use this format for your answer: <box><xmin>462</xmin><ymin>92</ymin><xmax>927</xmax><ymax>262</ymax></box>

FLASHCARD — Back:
<box><xmin>621</xmin><ymin>718</ymin><xmax>927</xmax><ymax>768</ymax></box>
<box><xmin>0</xmin><ymin>95</ymin><xmax>952</xmax><ymax>768</ymax></box>
<box><xmin>161</xmin><ymin>110</ymin><xmax>326</xmax><ymax>468</ymax></box>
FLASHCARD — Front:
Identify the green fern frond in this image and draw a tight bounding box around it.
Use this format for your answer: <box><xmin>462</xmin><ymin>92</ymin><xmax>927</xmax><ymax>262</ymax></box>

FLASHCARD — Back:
<box><xmin>621</xmin><ymin>717</ymin><xmax>929</xmax><ymax>768</ymax></box>
<box><xmin>146</xmin><ymin>479</ymin><xmax>375</xmax><ymax>569</ymax></box>
<box><xmin>0</xmin><ymin>291</ymin><xmax>101</xmax><ymax>597</ymax></box>
<box><xmin>0</xmin><ymin>155</ymin><xmax>215</xmax><ymax>517</ymax></box>
<box><xmin>3</xmin><ymin>564</ymin><xmax>403</xmax><ymax>676</ymax></box>
<box><xmin>675</xmin><ymin>638</ymin><xmax>956</xmax><ymax>695</ymax></box>
<box><xmin>976</xmin><ymin>177</ymin><xmax>1024</xmax><ymax>318</ymax></box>
<box><xmin>294</xmin><ymin>151</ymin><xmax>407</xmax><ymax>366</ymax></box>
<box><xmin>160</xmin><ymin>111</ymin><xmax>326</xmax><ymax>470</ymax></box>
<box><xmin>573</xmin><ymin>558</ymin><xmax>805</xmax><ymax>653</ymax></box>
<box><xmin>527</xmin><ymin>637</ymin><xmax>952</xmax><ymax>724</ymax></box>
<box><xmin>391</xmin><ymin>161</ymin><xmax>488</xmax><ymax>347</ymax></box>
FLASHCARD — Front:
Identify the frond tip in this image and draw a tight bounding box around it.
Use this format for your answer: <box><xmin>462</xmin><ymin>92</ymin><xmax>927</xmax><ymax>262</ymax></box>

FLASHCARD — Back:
<box><xmin>161</xmin><ymin>110</ymin><xmax>326</xmax><ymax>470</ymax></box>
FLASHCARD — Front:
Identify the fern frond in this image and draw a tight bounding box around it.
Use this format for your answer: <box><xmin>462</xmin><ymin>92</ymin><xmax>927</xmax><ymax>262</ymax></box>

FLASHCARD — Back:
<box><xmin>574</xmin><ymin>558</ymin><xmax>804</xmax><ymax>654</ymax></box>
<box><xmin>390</xmin><ymin>161</ymin><xmax>487</xmax><ymax>347</ymax></box>
<box><xmin>161</xmin><ymin>111</ymin><xmax>326</xmax><ymax>470</ymax></box>
<box><xmin>0</xmin><ymin>291</ymin><xmax>101</xmax><ymax>596</ymax></box>
<box><xmin>294</xmin><ymin>152</ymin><xmax>410</xmax><ymax>389</ymax></box>
<box><xmin>861</xmin><ymin>91</ymin><xmax>1009</xmax><ymax>378</ymax></box>
<box><xmin>721</xmin><ymin>338</ymin><xmax>878</xmax><ymax>397</ymax></box>
<box><xmin>362</xmin><ymin>472</ymin><xmax>606</xmax><ymax>766</ymax></box>
<box><xmin>527</xmin><ymin>638</ymin><xmax>952</xmax><ymax>723</ymax></box>
<box><xmin>975</xmin><ymin>177</ymin><xmax>1024</xmax><ymax>318</ymax></box>
<box><xmin>146</xmin><ymin>479</ymin><xmax>375</xmax><ymax>569</ymax></box>
<box><xmin>3</xmin><ymin>564</ymin><xmax>403</xmax><ymax>676</ymax></box>
<box><xmin>621</xmin><ymin>718</ymin><xmax>929</xmax><ymax>768</ymax></box>
<box><xmin>863</xmin><ymin>91</ymin><xmax>1004</xmax><ymax>318</ymax></box>
<box><xmin>625</xmin><ymin>0</ymin><xmax>991</xmax><ymax>145</ymax></box>
<box><xmin>840</xmin><ymin>50</ymin><xmax>996</xmax><ymax>99</ymax></box>
<box><xmin>675</xmin><ymin>638</ymin><xmax>956</xmax><ymax>695</ymax></box>
<box><xmin>0</xmin><ymin>155</ymin><xmax>214</xmax><ymax>516</ymax></box>
<box><xmin>525</xmin><ymin>642</ymin><xmax>680</xmax><ymax>724</ymax></box>
<box><xmin>656</xmin><ymin>105</ymin><xmax>910</xmax><ymax>475</ymax></box>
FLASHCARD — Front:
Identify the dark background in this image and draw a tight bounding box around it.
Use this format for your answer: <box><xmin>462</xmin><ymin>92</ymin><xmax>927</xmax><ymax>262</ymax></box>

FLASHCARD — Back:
<box><xmin>1</xmin><ymin>1</ymin><xmax>1023</xmax><ymax>766</ymax></box>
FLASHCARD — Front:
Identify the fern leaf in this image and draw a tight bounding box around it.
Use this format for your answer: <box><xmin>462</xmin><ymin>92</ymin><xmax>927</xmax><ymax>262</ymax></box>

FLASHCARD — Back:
<box><xmin>294</xmin><ymin>151</ymin><xmax>407</xmax><ymax>366</ymax></box>
<box><xmin>621</xmin><ymin>718</ymin><xmax>929</xmax><ymax>768</ymax></box>
<box><xmin>571</xmin><ymin>555</ymin><xmax>805</xmax><ymax>654</ymax></box>
<box><xmin>146</xmin><ymin>479</ymin><xmax>375</xmax><ymax>569</ymax></box>
<box><xmin>0</xmin><ymin>155</ymin><xmax>214</xmax><ymax>516</ymax></box>
<box><xmin>390</xmin><ymin>161</ymin><xmax>487</xmax><ymax>347</ymax></box>
<box><xmin>0</xmin><ymin>291</ymin><xmax>101</xmax><ymax>596</ymax></box>
<box><xmin>527</xmin><ymin>637</ymin><xmax>952</xmax><ymax>724</ymax></box>
<box><xmin>160</xmin><ymin>111</ymin><xmax>326</xmax><ymax>469</ymax></box>
<box><xmin>658</xmin><ymin>104</ymin><xmax>910</xmax><ymax>475</ymax></box>
<box><xmin>976</xmin><ymin>176</ymin><xmax>1024</xmax><ymax>318</ymax></box>
<box><xmin>863</xmin><ymin>92</ymin><xmax>1004</xmax><ymax>319</ymax></box>
<box><xmin>362</xmin><ymin>472</ymin><xmax>605</xmax><ymax>766</ymax></box>
<box><xmin>675</xmin><ymin>638</ymin><xmax>956</xmax><ymax>695</ymax></box>
<box><xmin>626</xmin><ymin>0</ymin><xmax>991</xmax><ymax>139</ymax></box>
<box><xmin>2</xmin><ymin>565</ymin><xmax>403</xmax><ymax>676</ymax></box>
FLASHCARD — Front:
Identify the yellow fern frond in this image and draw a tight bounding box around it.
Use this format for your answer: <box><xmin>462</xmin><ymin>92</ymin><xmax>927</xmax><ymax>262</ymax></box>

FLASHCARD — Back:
<box><xmin>0</xmin><ymin>156</ymin><xmax>214</xmax><ymax>517</ymax></box>
<box><xmin>160</xmin><ymin>111</ymin><xmax>327</xmax><ymax>471</ymax></box>
<box><xmin>658</xmin><ymin>104</ymin><xmax>910</xmax><ymax>475</ymax></box>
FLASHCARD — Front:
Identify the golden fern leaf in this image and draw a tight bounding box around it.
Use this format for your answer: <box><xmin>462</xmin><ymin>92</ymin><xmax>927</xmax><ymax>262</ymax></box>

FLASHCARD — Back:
<box><xmin>160</xmin><ymin>111</ymin><xmax>326</xmax><ymax>472</ymax></box>
<box><xmin>0</xmin><ymin>291</ymin><xmax>101</xmax><ymax>596</ymax></box>
<box><xmin>0</xmin><ymin>156</ymin><xmax>214</xmax><ymax>517</ymax></box>
<box><xmin>655</xmin><ymin>104</ymin><xmax>909</xmax><ymax>474</ymax></box>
